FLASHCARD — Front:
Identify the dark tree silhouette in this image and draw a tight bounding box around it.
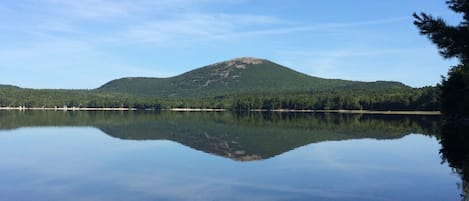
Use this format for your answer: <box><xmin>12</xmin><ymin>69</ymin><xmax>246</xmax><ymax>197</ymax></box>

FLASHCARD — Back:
<box><xmin>439</xmin><ymin>122</ymin><xmax>469</xmax><ymax>200</ymax></box>
<box><xmin>414</xmin><ymin>0</ymin><xmax>469</xmax><ymax>117</ymax></box>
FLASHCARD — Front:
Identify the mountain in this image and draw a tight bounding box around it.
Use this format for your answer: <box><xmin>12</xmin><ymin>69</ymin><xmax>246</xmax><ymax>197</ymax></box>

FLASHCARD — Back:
<box><xmin>97</xmin><ymin>57</ymin><xmax>410</xmax><ymax>98</ymax></box>
<box><xmin>0</xmin><ymin>84</ymin><xmax>20</xmax><ymax>89</ymax></box>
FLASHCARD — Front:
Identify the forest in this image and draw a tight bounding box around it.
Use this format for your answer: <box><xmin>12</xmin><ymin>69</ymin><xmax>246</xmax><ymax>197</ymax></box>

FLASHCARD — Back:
<box><xmin>0</xmin><ymin>86</ymin><xmax>439</xmax><ymax>111</ymax></box>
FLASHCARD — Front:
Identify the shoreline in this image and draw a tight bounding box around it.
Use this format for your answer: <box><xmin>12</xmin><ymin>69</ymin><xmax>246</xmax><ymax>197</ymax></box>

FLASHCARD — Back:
<box><xmin>167</xmin><ymin>108</ymin><xmax>226</xmax><ymax>112</ymax></box>
<box><xmin>0</xmin><ymin>107</ymin><xmax>441</xmax><ymax>115</ymax></box>
<box><xmin>312</xmin><ymin>109</ymin><xmax>440</xmax><ymax>115</ymax></box>
<box><xmin>0</xmin><ymin>107</ymin><xmax>136</xmax><ymax>111</ymax></box>
<box><xmin>252</xmin><ymin>109</ymin><xmax>440</xmax><ymax>115</ymax></box>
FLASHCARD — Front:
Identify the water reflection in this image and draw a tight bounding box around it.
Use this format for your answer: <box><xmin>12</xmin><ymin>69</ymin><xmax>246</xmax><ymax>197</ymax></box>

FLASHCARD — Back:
<box><xmin>0</xmin><ymin>110</ymin><xmax>464</xmax><ymax>201</ymax></box>
<box><xmin>440</xmin><ymin>121</ymin><xmax>469</xmax><ymax>200</ymax></box>
<box><xmin>0</xmin><ymin>111</ymin><xmax>440</xmax><ymax>161</ymax></box>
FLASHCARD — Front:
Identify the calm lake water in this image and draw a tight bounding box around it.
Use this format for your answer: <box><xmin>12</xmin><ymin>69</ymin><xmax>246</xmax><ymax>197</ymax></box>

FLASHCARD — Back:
<box><xmin>0</xmin><ymin>111</ymin><xmax>467</xmax><ymax>201</ymax></box>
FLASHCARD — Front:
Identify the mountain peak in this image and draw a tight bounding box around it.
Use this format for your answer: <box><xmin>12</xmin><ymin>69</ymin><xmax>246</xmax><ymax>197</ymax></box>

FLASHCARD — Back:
<box><xmin>228</xmin><ymin>57</ymin><xmax>266</xmax><ymax>64</ymax></box>
<box><xmin>209</xmin><ymin>57</ymin><xmax>267</xmax><ymax>69</ymax></box>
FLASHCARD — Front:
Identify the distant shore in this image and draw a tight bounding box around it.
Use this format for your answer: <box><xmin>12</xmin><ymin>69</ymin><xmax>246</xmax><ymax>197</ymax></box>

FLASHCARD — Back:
<box><xmin>303</xmin><ymin>109</ymin><xmax>440</xmax><ymax>115</ymax></box>
<box><xmin>251</xmin><ymin>109</ymin><xmax>440</xmax><ymax>115</ymax></box>
<box><xmin>0</xmin><ymin>107</ymin><xmax>441</xmax><ymax>115</ymax></box>
<box><xmin>0</xmin><ymin>107</ymin><xmax>226</xmax><ymax>112</ymax></box>
<box><xmin>0</xmin><ymin>107</ymin><xmax>136</xmax><ymax>111</ymax></box>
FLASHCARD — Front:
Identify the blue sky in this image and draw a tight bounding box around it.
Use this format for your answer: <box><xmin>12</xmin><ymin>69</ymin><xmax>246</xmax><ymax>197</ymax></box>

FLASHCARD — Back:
<box><xmin>0</xmin><ymin>0</ymin><xmax>461</xmax><ymax>89</ymax></box>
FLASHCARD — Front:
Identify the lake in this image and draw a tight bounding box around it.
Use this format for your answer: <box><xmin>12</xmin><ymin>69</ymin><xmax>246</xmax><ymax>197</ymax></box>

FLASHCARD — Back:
<box><xmin>0</xmin><ymin>111</ymin><xmax>467</xmax><ymax>201</ymax></box>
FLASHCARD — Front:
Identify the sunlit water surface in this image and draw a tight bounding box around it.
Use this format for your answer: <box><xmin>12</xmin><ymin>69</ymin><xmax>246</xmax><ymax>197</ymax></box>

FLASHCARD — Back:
<box><xmin>0</xmin><ymin>111</ymin><xmax>463</xmax><ymax>201</ymax></box>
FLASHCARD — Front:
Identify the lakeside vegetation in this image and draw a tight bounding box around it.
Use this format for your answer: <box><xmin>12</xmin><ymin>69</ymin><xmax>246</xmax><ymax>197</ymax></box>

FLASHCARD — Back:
<box><xmin>0</xmin><ymin>84</ymin><xmax>439</xmax><ymax>111</ymax></box>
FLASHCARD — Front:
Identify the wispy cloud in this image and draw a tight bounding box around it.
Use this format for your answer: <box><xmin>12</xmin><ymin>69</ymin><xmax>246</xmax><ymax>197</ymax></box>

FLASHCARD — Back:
<box><xmin>44</xmin><ymin>0</ymin><xmax>242</xmax><ymax>20</ymax></box>
<box><xmin>124</xmin><ymin>13</ymin><xmax>285</xmax><ymax>44</ymax></box>
<box><xmin>1</xmin><ymin>0</ymin><xmax>411</xmax><ymax>45</ymax></box>
<box><xmin>121</xmin><ymin>14</ymin><xmax>409</xmax><ymax>45</ymax></box>
<box><xmin>47</xmin><ymin>0</ymin><xmax>136</xmax><ymax>19</ymax></box>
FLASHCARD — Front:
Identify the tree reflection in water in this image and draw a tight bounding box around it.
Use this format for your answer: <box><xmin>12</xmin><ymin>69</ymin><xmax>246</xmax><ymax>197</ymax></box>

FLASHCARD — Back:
<box><xmin>440</xmin><ymin>121</ymin><xmax>469</xmax><ymax>201</ymax></box>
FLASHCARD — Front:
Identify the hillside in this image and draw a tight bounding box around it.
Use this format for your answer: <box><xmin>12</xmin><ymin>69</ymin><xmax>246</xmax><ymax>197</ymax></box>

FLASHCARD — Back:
<box><xmin>97</xmin><ymin>57</ymin><xmax>410</xmax><ymax>98</ymax></box>
<box><xmin>0</xmin><ymin>84</ymin><xmax>20</xmax><ymax>89</ymax></box>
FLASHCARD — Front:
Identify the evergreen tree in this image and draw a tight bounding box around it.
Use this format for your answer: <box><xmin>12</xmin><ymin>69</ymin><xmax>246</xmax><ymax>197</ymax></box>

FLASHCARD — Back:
<box><xmin>413</xmin><ymin>0</ymin><xmax>469</xmax><ymax>117</ymax></box>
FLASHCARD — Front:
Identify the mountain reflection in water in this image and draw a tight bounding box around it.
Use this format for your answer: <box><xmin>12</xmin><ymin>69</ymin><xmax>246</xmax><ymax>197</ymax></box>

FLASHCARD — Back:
<box><xmin>0</xmin><ymin>111</ymin><xmax>440</xmax><ymax>161</ymax></box>
<box><xmin>2</xmin><ymin>110</ymin><xmax>469</xmax><ymax>200</ymax></box>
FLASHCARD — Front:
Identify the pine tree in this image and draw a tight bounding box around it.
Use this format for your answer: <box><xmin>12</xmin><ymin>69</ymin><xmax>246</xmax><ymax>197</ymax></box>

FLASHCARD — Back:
<box><xmin>413</xmin><ymin>0</ymin><xmax>469</xmax><ymax>117</ymax></box>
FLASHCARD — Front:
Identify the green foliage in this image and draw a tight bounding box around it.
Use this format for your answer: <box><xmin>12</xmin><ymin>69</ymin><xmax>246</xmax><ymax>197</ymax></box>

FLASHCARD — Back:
<box><xmin>231</xmin><ymin>87</ymin><xmax>440</xmax><ymax>111</ymax></box>
<box><xmin>0</xmin><ymin>83</ymin><xmax>440</xmax><ymax>111</ymax></box>
<box><xmin>414</xmin><ymin>0</ymin><xmax>469</xmax><ymax>116</ymax></box>
<box><xmin>0</xmin><ymin>87</ymin><xmax>162</xmax><ymax>109</ymax></box>
<box><xmin>440</xmin><ymin>65</ymin><xmax>469</xmax><ymax>116</ymax></box>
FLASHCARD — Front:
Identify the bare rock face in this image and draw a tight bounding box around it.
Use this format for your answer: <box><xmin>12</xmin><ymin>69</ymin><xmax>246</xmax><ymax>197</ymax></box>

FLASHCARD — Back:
<box><xmin>192</xmin><ymin>57</ymin><xmax>266</xmax><ymax>88</ymax></box>
<box><xmin>209</xmin><ymin>57</ymin><xmax>265</xmax><ymax>69</ymax></box>
<box><xmin>226</xmin><ymin>57</ymin><xmax>265</xmax><ymax>67</ymax></box>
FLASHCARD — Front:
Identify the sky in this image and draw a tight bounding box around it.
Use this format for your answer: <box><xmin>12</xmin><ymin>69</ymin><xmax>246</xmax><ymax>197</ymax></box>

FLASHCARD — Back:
<box><xmin>0</xmin><ymin>0</ymin><xmax>462</xmax><ymax>89</ymax></box>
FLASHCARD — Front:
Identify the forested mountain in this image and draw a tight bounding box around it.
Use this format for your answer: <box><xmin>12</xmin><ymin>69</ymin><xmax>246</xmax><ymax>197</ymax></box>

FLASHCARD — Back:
<box><xmin>0</xmin><ymin>84</ymin><xmax>20</xmax><ymax>89</ymax></box>
<box><xmin>97</xmin><ymin>57</ymin><xmax>410</xmax><ymax>98</ymax></box>
<box><xmin>0</xmin><ymin>57</ymin><xmax>439</xmax><ymax>111</ymax></box>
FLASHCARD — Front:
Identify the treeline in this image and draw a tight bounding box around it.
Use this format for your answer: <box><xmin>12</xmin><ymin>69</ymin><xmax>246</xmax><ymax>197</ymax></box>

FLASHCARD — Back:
<box><xmin>0</xmin><ymin>88</ymin><xmax>162</xmax><ymax>109</ymax></box>
<box><xmin>232</xmin><ymin>87</ymin><xmax>439</xmax><ymax>111</ymax></box>
<box><xmin>0</xmin><ymin>86</ymin><xmax>440</xmax><ymax>111</ymax></box>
